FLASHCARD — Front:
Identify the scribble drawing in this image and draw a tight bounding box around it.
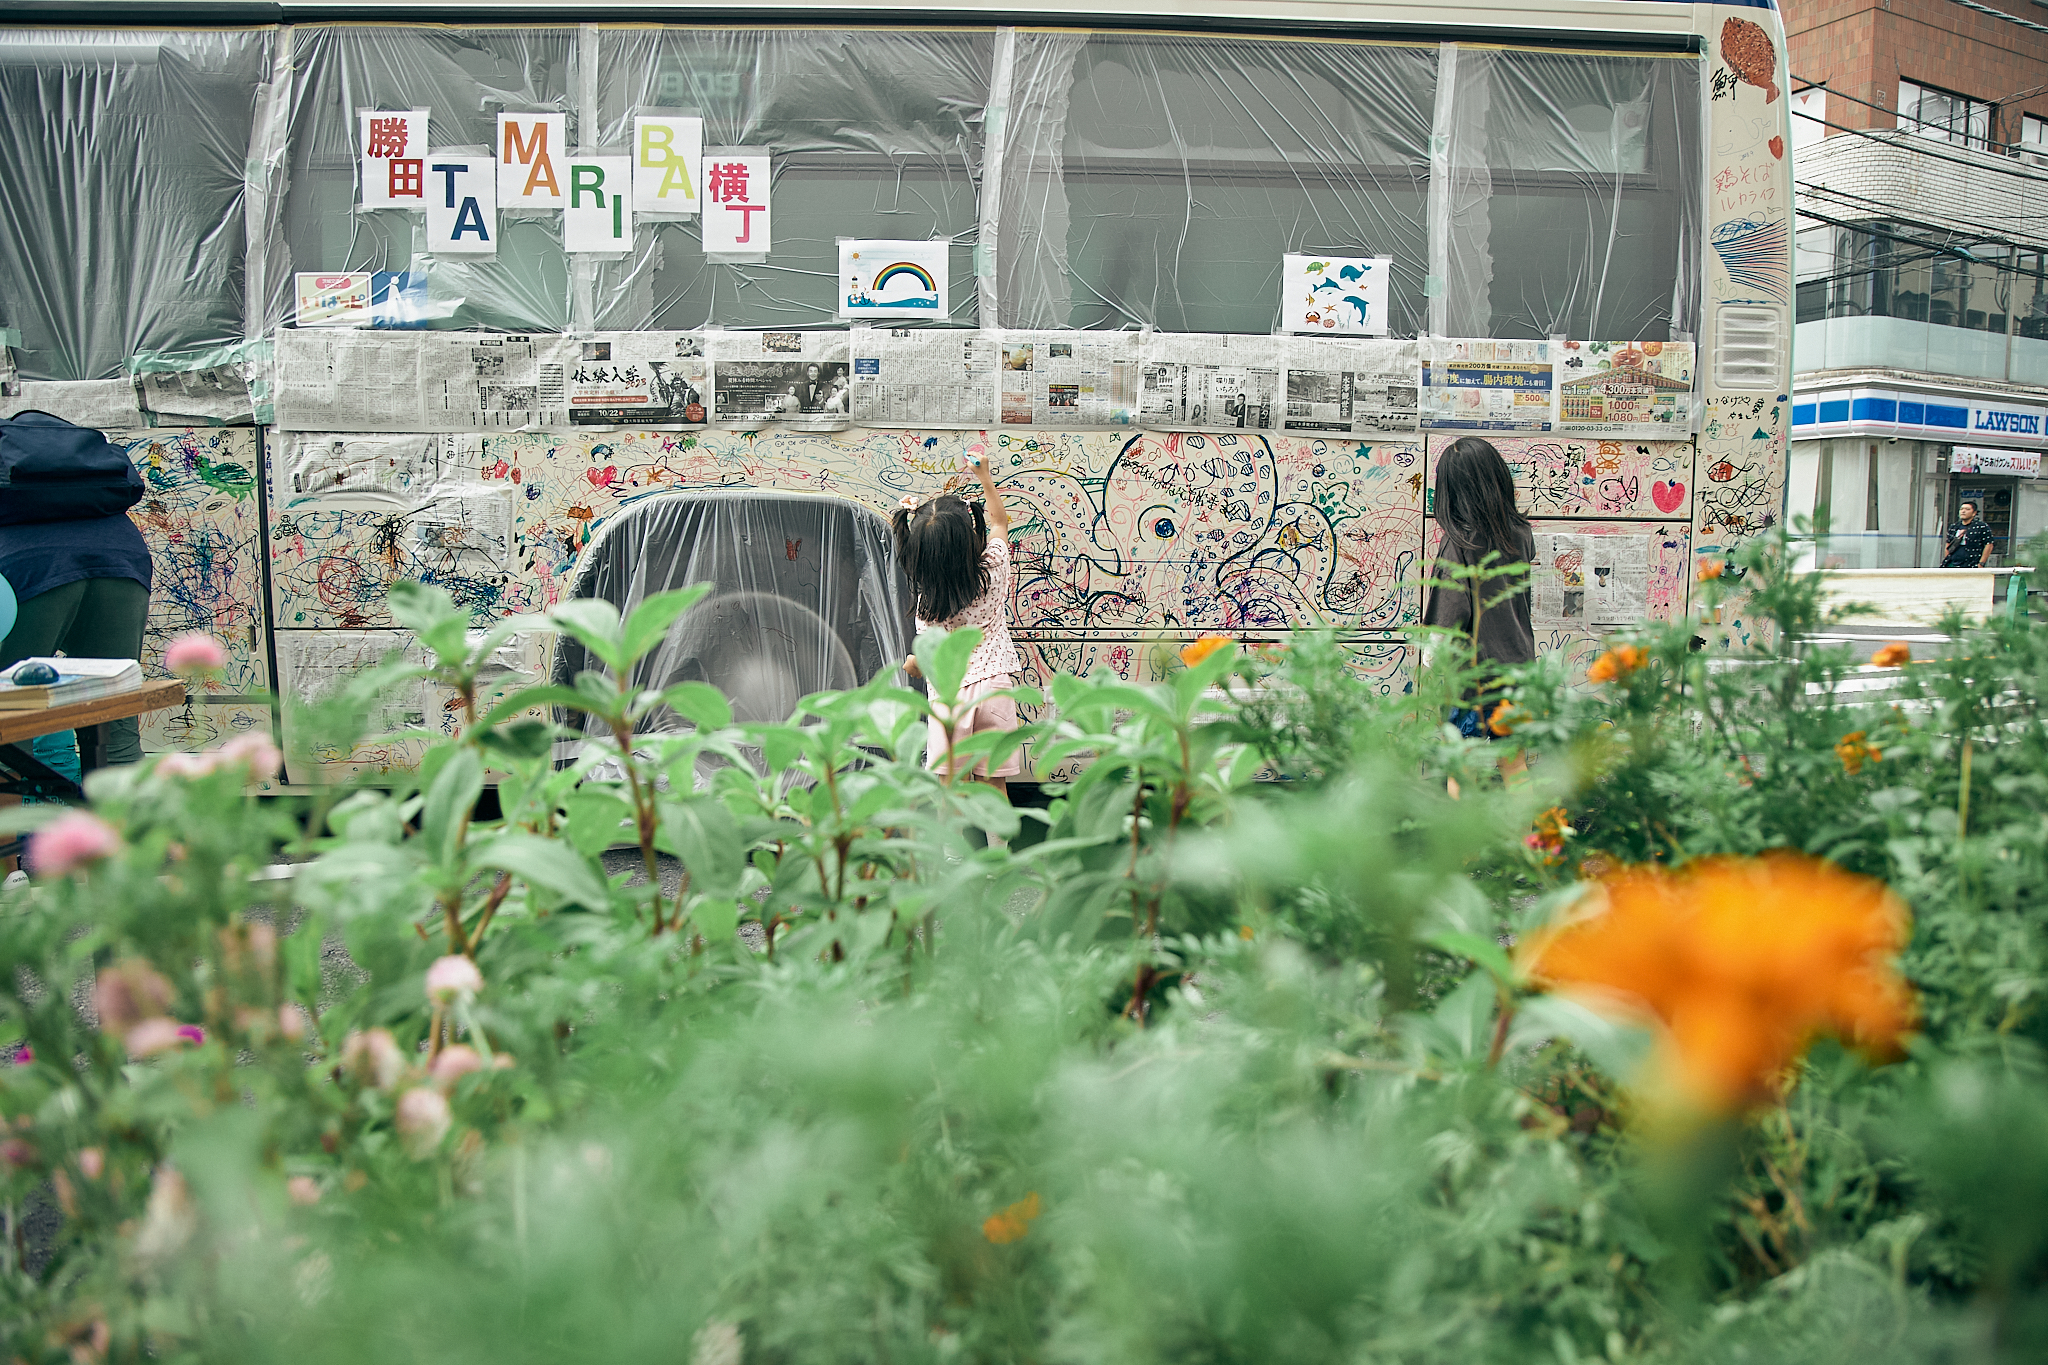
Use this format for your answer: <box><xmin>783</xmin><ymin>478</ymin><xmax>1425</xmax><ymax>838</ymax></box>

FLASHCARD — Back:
<box><xmin>1431</xmin><ymin>436</ymin><xmax>1690</xmax><ymax>519</ymax></box>
<box><xmin>1709</xmin><ymin>215</ymin><xmax>1790</xmax><ymax>301</ymax></box>
<box><xmin>117</xmin><ymin>429</ymin><xmax>272</xmax><ymax>753</ymax></box>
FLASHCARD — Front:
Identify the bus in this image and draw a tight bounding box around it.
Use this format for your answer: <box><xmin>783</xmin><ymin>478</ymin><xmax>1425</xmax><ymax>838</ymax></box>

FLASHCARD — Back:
<box><xmin>0</xmin><ymin>0</ymin><xmax>1792</xmax><ymax>782</ymax></box>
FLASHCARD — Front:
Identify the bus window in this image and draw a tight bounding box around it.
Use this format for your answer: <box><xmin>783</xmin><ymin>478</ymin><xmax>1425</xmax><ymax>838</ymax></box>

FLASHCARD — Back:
<box><xmin>1009</xmin><ymin>32</ymin><xmax>1435</xmax><ymax>334</ymax></box>
<box><xmin>1439</xmin><ymin>48</ymin><xmax>1701</xmax><ymax>342</ymax></box>
<box><xmin>591</xmin><ymin>28</ymin><xmax>991</xmax><ymax>330</ymax></box>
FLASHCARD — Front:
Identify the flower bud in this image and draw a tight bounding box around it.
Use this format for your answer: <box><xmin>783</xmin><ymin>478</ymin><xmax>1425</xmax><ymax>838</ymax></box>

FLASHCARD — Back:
<box><xmin>341</xmin><ymin>1028</ymin><xmax>404</xmax><ymax>1090</ymax></box>
<box><xmin>394</xmin><ymin>1087</ymin><xmax>452</xmax><ymax>1159</ymax></box>
<box><xmin>425</xmin><ymin>955</ymin><xmax>483</xmax><ymax>1008</ymax></box>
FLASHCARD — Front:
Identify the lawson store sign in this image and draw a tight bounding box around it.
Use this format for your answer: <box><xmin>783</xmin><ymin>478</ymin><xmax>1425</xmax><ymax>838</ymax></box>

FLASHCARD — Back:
<box><xmin>1792</xmin><ymin>386</ymin><xmax>2046</xmax><ymax>446</ymax></box>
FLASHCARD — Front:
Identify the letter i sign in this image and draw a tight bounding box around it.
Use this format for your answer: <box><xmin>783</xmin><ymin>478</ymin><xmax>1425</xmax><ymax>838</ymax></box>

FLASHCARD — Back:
<box><xmin>563</xmin><ymin>158</ymin><xmax>635</xmax><ymax>253</ymax></box>
<box><xmin>358</xmin><ymin>110</ymin><xmax>429</xmax><ymax>210</ymax></box>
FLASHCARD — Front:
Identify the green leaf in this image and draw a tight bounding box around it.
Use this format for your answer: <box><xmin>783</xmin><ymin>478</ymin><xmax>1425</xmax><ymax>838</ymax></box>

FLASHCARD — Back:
<box><xmin>1426</xmin><ymin>930</ymin><xmax>1519</xmax><ymax>989</ymax></box>
<box><xmin>664</xmin><ymin>797</ymin><xmax>744</xmax><ymax>898</ymax></box>
<box><xmin>477</xmin><ymin>720</ymin><xmax>555</xmax><ymax>763</ymax></box>
<box><xmin>480</xmin><ymin>685</ymin><xmax>592</xmax><ymax>727</ymax></box>
<box><xmin>916</xmin><ymin>626</ymin><xmax>981</xmax><ymax>704</ymax></box>
<box><xmin>562</xmin><ymin>790</ymin><xmax>635</xmax><ymax>858</ymax></box>
<box><xmin>420</xmin><ymin>747</ymin><xmax>484</xmax><ymax>867</ymax></box>
<box><xmin>689</xmin><ymin>893</ymin><xmax>739</xmax><ymax>944</ymax></box>
<box><xmin>753</xmin><ymin>724</ymin><xmax>808</xmax><ymax>774</ymax></box>
<box><xmin>388</xmin><ymin>581</ymin><xmax>466</xmax><ymax>639</ymax></box>
<box><xmin>657</xmin><ymin>681</ymin><xmax>733</xmax><ymax>732</ymax></box>
<box><xmin>549</xmin><ymin>598</ymin><xmax>627</xmax><ymax>674</ymax></box>
<box><xmin>621</xmin><ymin>585</ymin><xmax>711</xmax><ymax>669</ymax></box>
<box><xmin>471</xmin><ymin>832</ymin><xmax>611</xmax><ymax>910</ymax></box>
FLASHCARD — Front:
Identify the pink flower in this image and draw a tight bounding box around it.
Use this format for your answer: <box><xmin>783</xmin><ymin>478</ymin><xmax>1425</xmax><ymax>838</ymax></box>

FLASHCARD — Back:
<box><xmin>153</xmin><ymin>751</ymin><xmax>219</xmax><ymax>779</ymax></box>
<box><xmin>278</xmin><ymin>1003</ymin><xmax>310</xmax><ymax>1043</ymax></box>
<box><xmin>0</xmin><ymin>1138</ymin><xmax>36</xmax><ymax>1169</ymax></box>
<box><xmin>394</xmin><ymin>1087</ymin><xmax>452</xmax><ymax>1158</ymax></box>
<box><xmin>341</xmin><ymin>1028</ymin><xmax>405</xmax><ymax>1091</ymax></box>
<box><xmin>94</xmin><ymin>960</ymin><xmax>174</xmax><ymax>1035</ymax></box>
<box><xmin>10</xmin><ymin>1046</ymin><xmax>29</xmax><ymax>1066</ymax></box>
<box><xmin>77</xmin><ymin>1148</ymin><xmax>104</xmax><ymax>1180</ymax></box>
<box><xmin>27</xmin><ymin>811</ymin><xmax>119</xmax><ymax>877</ymax></box>
<box><xmin>125</xmin><ymin>1018</ymin><xmax>187</xmax><ymax>1058</ymax></box>
<box><xmin>429</xmin><ymin>1045</ymin><xmax>483</xmax><ymax>1091</ymax></box>
<box><xmin>286</xmin><ymin>1175</ymin><xmax>321</xmax><ymax>1206</ymax></box>
<box><xmin>164</xmin><ymin>633</ymin><xmax>228</xmax><ymax>676</ymax></box>
<box><xmin>176</xmin><ymin>1024</ymin><xmax>206</xmax><ymax>1046</ymax></box>
<box><xmin>425</xmin><ymin>955</ymin><xmax>483</xmax><ymax>1008</ymax></box>
<box><xmin>215</xmin><ymin>730</ymin><xmax>283</xmax><ymax>782</ymax></box>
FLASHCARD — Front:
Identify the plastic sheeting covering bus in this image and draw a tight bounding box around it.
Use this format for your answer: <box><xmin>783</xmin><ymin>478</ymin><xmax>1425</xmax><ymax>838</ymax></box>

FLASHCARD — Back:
<box><xmin>549</xmin><ymin>490</ymin><xmax>914</xmax><ymax>749</ymax></box>
<box><xmin>0</xmin><ymin>28</ymin><xmax>277</xmax><ymax>381</ymax></box>
<box><xmin>0</xmin><ymin>22</ymin><xmax>1706</xmax><ymax>398</ymax></box>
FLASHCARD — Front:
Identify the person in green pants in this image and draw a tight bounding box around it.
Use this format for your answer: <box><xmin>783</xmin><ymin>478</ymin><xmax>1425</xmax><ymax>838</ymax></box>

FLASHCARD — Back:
<box><xmin>0</xmin><ymin>516</ymin><xmax>154</xmax><ymax>767</ymax></box>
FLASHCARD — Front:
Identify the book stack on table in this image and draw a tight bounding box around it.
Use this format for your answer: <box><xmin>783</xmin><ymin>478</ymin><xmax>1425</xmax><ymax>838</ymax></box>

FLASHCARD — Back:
<box><xmin>0</xmin><ymin>658</ymin><xmax>145</xmax><ymax>711</ymax></box>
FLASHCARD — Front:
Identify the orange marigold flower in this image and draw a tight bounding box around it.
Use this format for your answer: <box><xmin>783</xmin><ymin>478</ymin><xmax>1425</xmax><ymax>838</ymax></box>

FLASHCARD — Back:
<box><xmin>1179</xmin><ymin>634</ymin><xmax>1234</xmax><ymax>668</ymax></box>
<box><xmin>1518</xmin><ymin>852</ymin><xmax>1916</xmax><ymax>1116</ymax></box>
<box><xmin>1835</xmin><ymin>730</ymin><xmax>1882</xmax><ymax>775</ymax></box>
<box><xmin>1870</xmin><ymin>641</ymin><xmax>1912</xmax><ymax>669</ymax></box>
<box><xmin>1487</xmin><ymin>701</ymin><xmax>1519</xmax><ymax>736</ymax></box>
<box><xmin>982</xmin><ymin>1191</ymin><xmax>1043</xmax><ymax>1245</ymax></box>
<box><xmin>1696</xmin><ymin>559</ymin><xmax>1726</xmax><ymax>581</ymax></box>
<box><xmin>1585</xmin><ymin>644</ymin><xmax>1648</xmax><ymax>685</ymax></box>
<box><xmin>1525</xmin><ymin>806</ymin><xmax>1573</xmax><ymax>863</ymax></box>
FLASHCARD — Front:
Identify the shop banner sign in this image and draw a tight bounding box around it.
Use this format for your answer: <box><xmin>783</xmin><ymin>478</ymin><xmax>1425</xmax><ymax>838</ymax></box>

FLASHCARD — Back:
<box><xmin>1952</xmin><ymin>447</ymin><xmax>2042</xmax><ymax>477</ymax></box>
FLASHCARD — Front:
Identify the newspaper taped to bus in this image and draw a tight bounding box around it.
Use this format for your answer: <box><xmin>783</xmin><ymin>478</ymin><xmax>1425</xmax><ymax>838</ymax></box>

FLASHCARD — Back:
<box><xmin>568</xmin><ymin>333</ymin><xmax>706</xmax><ymax>427</ymax></box>
<box><xmin>1282</xmin><ymin>337</ymin><xmax>1420</xmax><ymax>435</ymax></box>
<box><xmin>1531</xmin><ymin>530</ymin><xmax>1651</xmax><ymax>626</ymax></box>
<box><xmin>1420</xmin><ymin>338</ymin><xmax>1557</xmax><ymax>433</ymax></box>
<box><xmin>1137</xmin><ymin>333</ymin><xmax>1284</xmax><ymax>433</ymax></box>
<box><xmin>707</xmin><ymin>330</ymin><xmax>852</xmax><ymax>430</ymax></box>
<box><xmin>998</xmin><ymin>331</ymin><xmax>1139</xmax><ymax>428</ymax></box>
<box><xmin>849</xmin><ymin>327</ymin><xmax>997</xmax><ymax>428</ymax></box>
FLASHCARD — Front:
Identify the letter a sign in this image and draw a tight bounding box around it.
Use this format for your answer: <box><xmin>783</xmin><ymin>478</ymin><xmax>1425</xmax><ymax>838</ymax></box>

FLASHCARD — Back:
<box><xmin>497</xmin><ymin>113</ymin><xmax>566</xmax><ymax>208</ymax></box>
<box><xmin>633</xmin><ymin>115</ymin><xmax>703</xmax><ymax>218</ymax></box>
<box><xmin>425</xmin><ymin>158</ymin><xmax>498</xmax><ymax>257</ymax></box>
<box><xmin>563</xmin><ymin>158</ymin><xmax>634</xmax><ymax>253</ymax></box>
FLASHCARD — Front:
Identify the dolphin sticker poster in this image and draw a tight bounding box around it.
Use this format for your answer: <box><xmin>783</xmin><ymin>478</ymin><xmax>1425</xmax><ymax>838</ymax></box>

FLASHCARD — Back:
<box><xmin>838</xmin><ymin>239</ymin><xmax>949</xmax><ymax>321</ymax></box>
<box><xmin>1283</xmin><ymin>254</ymin><xmax>1391</xmax><ymax>336</ymax></box>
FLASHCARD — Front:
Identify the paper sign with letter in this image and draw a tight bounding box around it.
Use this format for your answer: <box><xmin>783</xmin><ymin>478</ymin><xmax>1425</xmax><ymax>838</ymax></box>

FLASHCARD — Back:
<box><xmin>425</xmin><ymin>158</ymin><xmax>498</xmax><ymax>257</ymax></box>
<box><xmin>701</xmin><ymin>148</ymin><xmax>771</xmax><ymax>256</ymax></box>
<box><xmin>497</xmin><ymin>113</ymin><xmax>565</xmax><ymax>208</ymax></box>
<box><xmin>295</xmin><ymin>273</ymin><xmax>373</xmax><ymax>327</ymax></box>
<box><xmin>839</xmin><ymin>239</ymin><xmax>948</xmax><ymax>320</ymax></box>
<box><xmin>1283</xmin><ymin>254</ymin><xmax>1391</xmax><ymax>336</ymax></box>
<box><xmin>634</xmin><ymin>115</ymin><xmax>703</xmax><ymax>218</ymax></box>
<box><xmin>562</xmin><ymin>158</ymin><xmax>634</xmax><ymax>253</ymax></box>
<box><xmin>358</xmin><ymin>110</ymin><xmax>429</xmax><ymax>210</ymax></box>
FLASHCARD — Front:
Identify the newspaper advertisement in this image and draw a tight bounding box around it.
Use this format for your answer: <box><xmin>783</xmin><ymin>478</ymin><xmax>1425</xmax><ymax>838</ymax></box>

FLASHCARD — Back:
<box><xmin>137</xmin><ymin>365</ymin><xmax>254</xmax><ymax>425</ymax></box>
<box><xmin>707</xmin><ymin>330</ymin><xmax>851</xmax><ymax>430</ymax></box>
<box><xmin>1531</xmin><ymin>530</ymin><xmax>1651</xmax><ymax>627</ymax></box>
<box><xmin>1421</xmin><ymin>339</ymin><xmax>1557</xmax><ymax>432</ymax></box>
<box><xmin>998</xmin><ymin>331</ymin><xmax>1139</xmax><ymax>428</ymax></box>
<box><xmin>569</xmin><ymin>333</ymin><xmax>706</xmax><ymax>427</ymax></box>
<box><xmin>849</xmin><ymin>327</ymin><xmax>997</xmax><ymax>429</ymax></box>
<box><xmin>1556</xmin><ymin>341</ymin><xmax>1697</xmax><ymax>435</ymax></box>
<box><xmin>1282</xmin><ymin>337</ymin><xmax>1420</xmax><ymax>435</ymax></box>
<box><xmin>274</xmin><ymin>331</ymin><xmax>571</xmax><ymax>432</ymax></box>
<box><xmin>1137</xmin><ymin>333</ymin><xmax>1284</xmax><ymax>432</ymax></box>
<box><xmin>274</xmin><ymin>432</ymin><xmax>458</xmax><ymax>505</ymax></box>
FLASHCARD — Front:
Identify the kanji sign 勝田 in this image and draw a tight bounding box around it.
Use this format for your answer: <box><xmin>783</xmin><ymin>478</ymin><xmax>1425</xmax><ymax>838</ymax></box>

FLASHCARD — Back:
<box><xmin>701</xmin><ymin>148</ymin><xmax>771</xmax><ymax>255</ymax></box>
<box><xmin>634</xmin><ymin>115</ymin><xmax>703</xmax><ymax>218</ymax></box>
<box><xmin>425</xmin><ymin>158</ymin><xmax>498</xmax><ymax>257</ymax></box>
<box><xmin>497</xmin><ymin>113</ymin><xmax>566</xmax><ymax>209</ymax></box>
<box><xmin>358</xmin><ymin>110</ymin><xmax>430</xmax><ymax>210</ymax></box>
<box><xmin>563</xmin><ymin>158</ymin><xmax>634</xmax><ymax>253</ymax></box>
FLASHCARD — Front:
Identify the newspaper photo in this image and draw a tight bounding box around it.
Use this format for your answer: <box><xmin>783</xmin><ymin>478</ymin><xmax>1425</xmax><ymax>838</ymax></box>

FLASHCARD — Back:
<box><xmin>275</xmin><ymin>432</ymin><xmax>458</xmax><ymax>505</ymax></box>
<box><xmin>1531</xmin><ymin>531</ymin><xmax>1651</xmax><ymax>627</ymax></box>
<box><xmin>569</xmin><ymin>333</ymin><xmax>707</xmax><ymax>427</ymax></box>
<box><xmin>274</xmin><ymin>331</ymin><xmax>571</xmax><ymax>432</ymax></box>
<box><xmin>1555</xmin><ymin>341</ymin><xmax>1697</xmax><ymax>436</ymax></box>
<box><xmin>1137</xmin><ymin>333</ymin><xmax>1284</xmax><ymax>433</ymax></box>
<box><xmin>1421</xmin><ymin>339</ymin><xmax>1557</xmax><ymax>432</ymax></box>
<box><xmin>707</xmin><ymin>330</ymin><xmax>852</xmax><ymax>430</ymax></box>
<box><xmin>998</xmin><ymin>331</ymin><xmax>1139</xmax><ymax>428</ymax></box>
<box><xmin>849</xmin><ymin>327</ymin><xmax>996</xmax><ymax>429</ymax></box>
<box><xmin>137</xmin><ymin>365</ymin><xmax>254</xmax><ymax>425</ymax></box>
<box><xmin>1282</xmin><ymin>337</ymin><xmax>1420</xmax><ymax>436</ymax></box>
<box><xmin>410</xmin><ymin>488</ymin><xmax>514</xmax><ymax>571</ymax></box>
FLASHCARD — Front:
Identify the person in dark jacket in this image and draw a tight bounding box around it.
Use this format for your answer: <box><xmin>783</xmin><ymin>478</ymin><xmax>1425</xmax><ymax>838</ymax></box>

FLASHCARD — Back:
<box><xmin>1422</xmin><ymin>436</ymin><xmax>1536</xmax><ymax>739</ymax></box>
<box><xmin>0</xmin><ymin>513</ymin><xmax>153</xmax><ymax>765</ymax></box>
<box><xmin>1941</xmin><ymin>499</ymin><xmax>1996</xmax><ymax>568</ymax></box>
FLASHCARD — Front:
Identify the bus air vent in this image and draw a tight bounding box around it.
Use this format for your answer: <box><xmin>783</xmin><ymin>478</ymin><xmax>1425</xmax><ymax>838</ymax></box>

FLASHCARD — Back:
<box><xmin>1714</xmin><ymin>307</ymin><xmax>1782</xmax><ymax>391</ymax></box>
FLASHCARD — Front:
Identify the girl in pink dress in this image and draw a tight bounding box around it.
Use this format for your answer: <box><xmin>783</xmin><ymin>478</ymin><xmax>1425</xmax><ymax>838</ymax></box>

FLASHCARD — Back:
<box><xmin>893</xmin><ymin>448</ymin><xmax>1023</xmax><ymax>795</ymax></box>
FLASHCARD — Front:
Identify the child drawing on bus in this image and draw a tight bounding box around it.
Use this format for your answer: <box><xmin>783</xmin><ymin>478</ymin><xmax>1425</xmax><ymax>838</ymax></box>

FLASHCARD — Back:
<box><xmin>894</xmin><ymin>445</ymin><xmax>1024</xmax><ymax>806</ymax></box>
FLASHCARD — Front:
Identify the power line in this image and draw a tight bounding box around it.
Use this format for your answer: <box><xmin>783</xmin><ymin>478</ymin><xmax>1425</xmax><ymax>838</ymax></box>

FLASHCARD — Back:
<box><xmin>1796</xmin><ymin>179</ymin><xmax>2048</xmax><ymax>243</ymax></box>
<box><xmin>1788</xmin><ymin>102</ymin><xmax>2048</xmax><ymax>188</ymax></box>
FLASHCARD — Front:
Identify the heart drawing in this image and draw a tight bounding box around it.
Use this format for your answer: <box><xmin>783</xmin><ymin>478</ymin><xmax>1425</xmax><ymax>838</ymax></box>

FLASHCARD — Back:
<box><xmin>1651</xmin><ymin>479</ymin><xmax>1686</xmax><ymax>513</ymax></box>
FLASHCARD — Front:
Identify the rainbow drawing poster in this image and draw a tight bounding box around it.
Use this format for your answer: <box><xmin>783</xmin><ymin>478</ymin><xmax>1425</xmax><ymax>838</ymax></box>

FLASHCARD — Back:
<box><xmin>838</xmin><ymin>238</ymin><xmax>950</xmax><ymax>320</ymax></box>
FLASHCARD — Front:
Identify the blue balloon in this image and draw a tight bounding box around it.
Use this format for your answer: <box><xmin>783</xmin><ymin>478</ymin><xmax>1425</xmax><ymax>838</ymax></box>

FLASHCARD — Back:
<box><xmin>0</xmin><ymin>573</ymin><xmax>15</xmax><ymax>645</ymax></box>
